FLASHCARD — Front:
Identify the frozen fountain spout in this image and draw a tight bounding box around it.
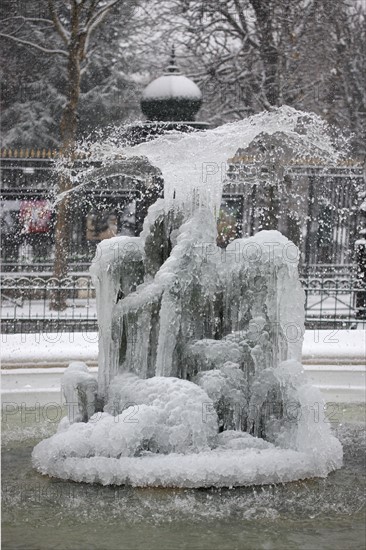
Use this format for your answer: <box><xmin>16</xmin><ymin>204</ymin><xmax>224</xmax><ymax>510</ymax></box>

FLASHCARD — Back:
<box><xmin>89</xmin><ymin>201</ymin><xmax>307</xmax><ymax>440</ymax></box>
<box><xmin>33</xmin><ymin>107</ymin><xmax>343</xmax><ymax>487</ymax></box>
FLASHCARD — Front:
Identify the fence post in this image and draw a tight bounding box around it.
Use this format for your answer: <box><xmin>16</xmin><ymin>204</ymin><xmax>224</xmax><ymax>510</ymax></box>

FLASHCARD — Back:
<box><xmin>304</xmin><ymin>175</ymin><xmax>316</xmax><ymax>270</ymax></box>
<box><xmin>355</xmin><ymin>228</ymin><xmax>366</xmax><ymax>319</ymax></box>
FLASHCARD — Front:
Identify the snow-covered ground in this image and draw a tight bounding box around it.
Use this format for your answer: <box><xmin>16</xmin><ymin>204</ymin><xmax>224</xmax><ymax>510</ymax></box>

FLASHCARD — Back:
<box><xmin>1</xmin><ymin>331</ymin><xmax>99</xmax><ymax>367</ymax></box>
<box><xmin>1</xmin><ymin>299</ymin><xmax>97</xmax><ymax>320</ymax></box>
<box><xmin>302</xmin><ymin>329</ymin><xmax>366</xmax><ymax>363</ymax></box>
<box><xmin>1</xmin><ymin>330</ymin><xmax>365</xmax><ymax>405</ymax></box>
<box><xmin>2</xmin><ymin>329</ymin><xmax>365</xmax><ymax>367</ymax></box>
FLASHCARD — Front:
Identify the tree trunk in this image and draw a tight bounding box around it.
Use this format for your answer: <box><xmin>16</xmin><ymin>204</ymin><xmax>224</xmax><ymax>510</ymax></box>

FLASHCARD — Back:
<box><xmin>50</xmin><ymin>41</ymin><xmax>80</xmax><ymax>310</ymax></box>
<box><xmin>250</xmin><ymin>0</ymin><xmax>280</xmax><ymax>107</ymax></box>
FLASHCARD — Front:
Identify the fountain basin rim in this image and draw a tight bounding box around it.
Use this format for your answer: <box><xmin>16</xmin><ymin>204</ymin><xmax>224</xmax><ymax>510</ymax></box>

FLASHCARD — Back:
<box><xmin>32</xmin><ymin>445</ymin><xmax>342</xmax><ymax>489</ymax></box>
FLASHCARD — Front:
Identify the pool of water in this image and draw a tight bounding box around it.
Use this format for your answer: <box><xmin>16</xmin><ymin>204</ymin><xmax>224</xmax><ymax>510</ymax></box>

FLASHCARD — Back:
<box><xmin>2</xmin><ymin>404</ymin><xmax>365</xmax><ymax>550</ymax></box>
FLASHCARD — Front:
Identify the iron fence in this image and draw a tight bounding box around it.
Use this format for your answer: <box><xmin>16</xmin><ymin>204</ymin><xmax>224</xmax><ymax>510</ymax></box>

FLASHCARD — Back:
<box><xmin>300</xmin><ymin>264</ymin><xmax>361</xmax><ymax>278</ymax></box>
<box><xmin>1</xmin><ymin>267</ymin><xmax>365</xmax><ymax>333</ymax></box>
<box><xmin>301</xmin><ymin>276</ymin><xmax>366</xmax><ymax>329</ymax></box>
<box><xmin>1</xmin><ymin>275</ymin><xmax>98</xmax><ymax>333</ymax></box>
<box><xmin>1</xmin><ymin>257</ymin><xmax>93</xmax><ymax>274</ymax></box>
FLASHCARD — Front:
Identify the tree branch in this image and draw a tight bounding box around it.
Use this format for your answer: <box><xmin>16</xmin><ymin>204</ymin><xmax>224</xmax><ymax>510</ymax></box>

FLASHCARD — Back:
<box><xmin>0</xmin><ymin>16</ymin><xmax>53</xmax><ymax>25</ymax></box>
<box><xmin>47</xmin><ymin>0</ymin><xmax>70</xmax><ymax>45</ymax></box>
<box><xmin>0</xmin><ymin>32</ymin><xmax>68</xmax><ymax>56</ymax></box>
<box><xmin>83</xmin><ymin>0</ymin><xmax>120</xmax><ymax>57</ymax></box>
<box><xmin>86</xmin><ymin>0</ymin><xmax>120</xmax><ymax>35</ymax></box>
<box><xmin>86</xmin><ymin>0</ymin><xmax>100</xmax><ymax>22</ymax></box>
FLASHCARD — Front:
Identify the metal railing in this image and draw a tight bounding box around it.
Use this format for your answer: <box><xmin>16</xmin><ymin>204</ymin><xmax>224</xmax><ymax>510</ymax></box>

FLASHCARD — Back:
<box><xmin>300</xmin><ymin>263</ymin><xmax>366</xmax><ymax>328</ymax></box>
<box><xmin>1</xmin><ymin>257</ymin><xmax>93</xmax><ymax>274</ymax></box>
<box><xmin>1</xmin><ymin>267</ymin><xmax>365</xmax><ymax>333</ymax></box>
<box><xmin>1</xmin><ymin>274</ymin><xmax>98</xmax><ymax>333</ymax></box>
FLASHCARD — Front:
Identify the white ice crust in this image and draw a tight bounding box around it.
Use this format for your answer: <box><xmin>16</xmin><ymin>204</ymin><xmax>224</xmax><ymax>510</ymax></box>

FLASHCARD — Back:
<box><xmin>33</xmin><ymin>360</ymin><xmax>342</xmax><ymax>487</ymax></box>
<box><xmin>33</xmin><ymin>227</ymin><xmax>343</xmax><ymax>487</ymax></box>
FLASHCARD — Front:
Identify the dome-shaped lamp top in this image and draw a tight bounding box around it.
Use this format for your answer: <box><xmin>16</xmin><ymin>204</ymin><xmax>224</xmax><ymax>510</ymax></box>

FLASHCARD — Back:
<box><xmin>141</xmin><ymin>47</ymin><xmax>202</xmax><ymax>122</ymax></box>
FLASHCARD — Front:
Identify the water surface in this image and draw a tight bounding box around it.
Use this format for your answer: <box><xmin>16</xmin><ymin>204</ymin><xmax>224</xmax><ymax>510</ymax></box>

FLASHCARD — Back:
<box><xmin>2</xmin><ymin>405</ymin><xmax>365</xmax><ymax>550</ymax></box>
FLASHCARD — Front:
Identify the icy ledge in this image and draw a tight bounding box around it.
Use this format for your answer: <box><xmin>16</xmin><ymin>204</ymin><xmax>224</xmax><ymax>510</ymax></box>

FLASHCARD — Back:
<box><xmin>32</xmin><ymin>443</ymin><xmax>342</xmax><ymax>489</ymax></box>
<box><xmin>32</xmin><ymin>366</ymin><xmax>342</xmax><ymax>488</ymax></box>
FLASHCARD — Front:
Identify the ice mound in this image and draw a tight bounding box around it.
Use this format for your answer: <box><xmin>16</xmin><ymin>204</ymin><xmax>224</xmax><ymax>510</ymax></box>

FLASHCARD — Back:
<box><xmin>33</xmin><ymin>386</ymin><xmax>342</xmax><ymax>488</ymax></box>
<box><xmin>195</xmin><ymin>362</ymin><xmax>248</xmax><ymax>431</ymax></box>
<box><xmin>32</xmin><ymin>107</ymin><xmax>343</xmax><ymax>487</ymax></box>
<box><xmin>33</xmin><ymin>356</ymin><xmax>342</xmax><ymax>487</ymax></box>
<box><xmin>105</xmin><ymin>373</ymin><xmax>218</xmax><ymax>453</ymax></box>
<box><xmin>61</xmin><ymin>362</ymin><xmax>98</xmax><ymax>423</ymax></box>
<box><xmin>33</xmin><ymin>374</ymin><xmax>217</xmax><ymax>463</ymax></box>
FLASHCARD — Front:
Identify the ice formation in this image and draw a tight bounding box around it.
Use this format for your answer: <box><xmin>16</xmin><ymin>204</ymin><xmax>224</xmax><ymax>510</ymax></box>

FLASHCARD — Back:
<box><xmin>61</xmin><ymin>361</ymin><xmax>99</xmax><ymax>423</ymax></box>
<box><xmin>33</xmin><ymin>107</ymin><xmax>343</xmax><ymax>487</ymax></box>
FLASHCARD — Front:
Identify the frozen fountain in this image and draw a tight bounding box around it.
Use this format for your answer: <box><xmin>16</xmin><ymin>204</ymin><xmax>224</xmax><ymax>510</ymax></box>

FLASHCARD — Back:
<box><xmin>32</xmin><ymin>106</ymin><xmax>343</xmax><ymax>487</ymax></box>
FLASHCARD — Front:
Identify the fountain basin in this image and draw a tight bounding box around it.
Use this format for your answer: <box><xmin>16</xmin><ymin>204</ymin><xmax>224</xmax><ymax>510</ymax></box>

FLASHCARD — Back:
<box><xmin>2</xmin><ymin>404</ymin><xmax>365</xmax><ymax>550</ymax></box>
<box><xmin>3</xmin><ymin>329</ymin><xmax>363</xmax><ymax>489</ymax></box>
<box><xmin>7</xmin><ymin>107</ymin><xmax>364</xmax><ymax>501</ymax></box>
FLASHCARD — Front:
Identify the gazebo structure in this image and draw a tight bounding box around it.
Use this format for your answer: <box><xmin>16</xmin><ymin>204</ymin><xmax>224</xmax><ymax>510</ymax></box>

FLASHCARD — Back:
<box><xmin>141</xmin><ymin>46</ymin><xmax>208</xmax><ymax>129</ymax></box>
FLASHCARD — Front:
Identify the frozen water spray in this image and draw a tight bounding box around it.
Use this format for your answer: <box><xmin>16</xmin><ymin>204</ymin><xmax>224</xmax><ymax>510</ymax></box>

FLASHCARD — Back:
<box><xmin>32</xmin><ymin>107</ymin><xmax>343</xmax><ymax>487</ymax></box>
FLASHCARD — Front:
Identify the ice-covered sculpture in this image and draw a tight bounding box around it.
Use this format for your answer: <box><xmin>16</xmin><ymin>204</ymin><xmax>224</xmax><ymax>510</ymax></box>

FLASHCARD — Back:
<box><xmin>33</xmin><ymin>106</ymin><xmax>343</xmax><ymax>487</ymax></box>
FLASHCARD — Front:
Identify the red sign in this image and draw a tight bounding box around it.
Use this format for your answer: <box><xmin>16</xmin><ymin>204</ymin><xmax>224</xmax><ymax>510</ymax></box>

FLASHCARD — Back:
<box><xmin>19</xmin><ymin>200</ymin><xmax>52</xmax><ymax>234</ymax></box>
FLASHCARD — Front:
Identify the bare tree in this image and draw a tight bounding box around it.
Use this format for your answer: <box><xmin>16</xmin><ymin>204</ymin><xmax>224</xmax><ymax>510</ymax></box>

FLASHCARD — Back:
<box><xmin>1</xmin><ymin>0</ymin><xmax>138</xmax><ymax>308</ymax></box>
<box><xmin>147</xmin><ymin>0</ymin><xmax>316</xmax><ymax>113</ymax></box>
<box><xmin>141</xmin><ymin>0</ymin><xmax>365</xmax><ymax>145</ymax></box>
<box><xmin>331</xmin><ymin>3</ymin><xmax>366</xmax><ymax>155</ymax></box>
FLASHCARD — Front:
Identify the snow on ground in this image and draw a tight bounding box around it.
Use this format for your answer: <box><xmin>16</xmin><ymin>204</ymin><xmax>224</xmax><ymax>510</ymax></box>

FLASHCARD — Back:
<box><xmin>302</xmin><ymin>329</ymin><xmax>366</xmax><ymax>362</ymax></box>
<box><xmin>1</xmin><ymin>299</ymin><xmax>97</xmax><ymax>320</ymax></box>
<box><xmin>1</xmin><ymin>330</ymin><xmax>364</xmax><ymax>367</ymax></box>
<box><xmin>1</xmin><ymin>331</ymin><xmax>99</xmax><ymax>366</ymax></box>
